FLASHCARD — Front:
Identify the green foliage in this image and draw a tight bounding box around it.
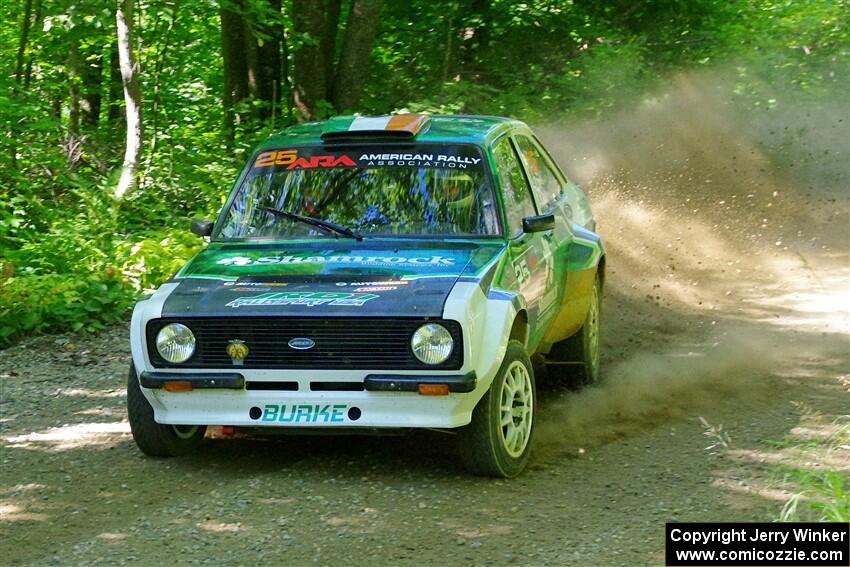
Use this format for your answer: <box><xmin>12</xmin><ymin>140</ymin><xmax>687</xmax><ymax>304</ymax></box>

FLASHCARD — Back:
<box><xmin>780</xmin><ymin>469</ymin><xmax>850</xmax><ymax>523</ymax></box>
<box><xmin>775</xmin><ymin>419</ymin><xmax>850</xmax><ymax>523</ymax></box>
<box><xmin>390</xmin><ymin>39</ymin><xmax>651</xmax><ymax>121</ymax></box>
<box><xmin>113</xmin><ymin>230</ymin><xmax>204</xmax><ymax>291</ymax></box>
<box><xmin>0</xmin><ymin>0</ymin><xmax>847</xmax><ymax>345</ymax></box>
<box><xmin>0</xmin><ymin>223</ymin><xmax>203</xmax><ymax>347</ymax></box>
<box><xmin>709</xmin><ymin>0</ymin><xmax>849</xmax><ymax>108</ymax></box>
<box><xmin>0</xmin><ymin>274</ymin><xmax>132</xmax><ymax>346</ymax></box>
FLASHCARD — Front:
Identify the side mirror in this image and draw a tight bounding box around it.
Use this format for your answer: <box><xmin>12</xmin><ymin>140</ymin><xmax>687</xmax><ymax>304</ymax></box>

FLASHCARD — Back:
<box><xmin>522</xmin><ymin>213</ymin><xmax>555</xmax><ymax>234</ymax></box>
<box><xmin>190</xmin><ymin>219</ymin><xmax>213</xmax><ymax>237</ymax></box>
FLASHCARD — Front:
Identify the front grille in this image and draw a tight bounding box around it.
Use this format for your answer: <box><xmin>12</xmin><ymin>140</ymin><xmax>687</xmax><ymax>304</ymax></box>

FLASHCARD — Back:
<box><xmin>146</xmin><ymin>317</ymin><xmax>463</xmax><ymax>370</ymax></box>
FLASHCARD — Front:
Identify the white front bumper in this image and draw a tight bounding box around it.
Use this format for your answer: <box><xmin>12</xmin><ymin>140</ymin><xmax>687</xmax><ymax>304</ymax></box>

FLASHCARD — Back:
<box><xmin>145</xmin><ymin>384</ymin><xmax>476</xmax><ymax>428</ymax></box>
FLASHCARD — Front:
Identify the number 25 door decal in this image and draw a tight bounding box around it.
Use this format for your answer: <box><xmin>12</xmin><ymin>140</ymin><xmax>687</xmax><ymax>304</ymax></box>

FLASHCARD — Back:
<box><xmin>513</xmin><ymin>259</ymin><xmax>531</xmax><ymax>286</ymax></box>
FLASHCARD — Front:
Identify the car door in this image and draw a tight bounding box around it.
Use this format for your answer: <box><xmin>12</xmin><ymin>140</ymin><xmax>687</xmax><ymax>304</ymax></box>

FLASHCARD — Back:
<box><xmin>491</xmin><ymin>135</ymin><xmax>552</xmax><ymax>347</ymax></box>
<box><xmin>511</xmin><ymin>133</ymin><xmax>573</xmax><ymax>336</ymax></box>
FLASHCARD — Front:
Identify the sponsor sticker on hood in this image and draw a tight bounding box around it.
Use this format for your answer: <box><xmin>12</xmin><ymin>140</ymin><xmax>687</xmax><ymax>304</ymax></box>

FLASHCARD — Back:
<box><xmin>225</xmin><ymin>291</ymin><xmax>379</xmax><ymax>308</ymax></box>
<box><xmin>215</xmin><ymin>253</ymin><xmax>456</xmax><ymax>268</ymax></box>
<box><xmin>163</xmin><ymin>242</ymin><xmax>508</xmax><ymax>318</ymax></box>
<box><xmin>178</xmin><ymin>246</ymin><xmax>478</xmax><ymax>280</ymax></box>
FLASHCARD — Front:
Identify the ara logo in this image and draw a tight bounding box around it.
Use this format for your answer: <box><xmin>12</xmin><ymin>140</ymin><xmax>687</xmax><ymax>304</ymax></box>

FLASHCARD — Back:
<box><xmin>287</xmin><ymin>337</ymin><xmax>315</xmax><ymax>350</ymax></box>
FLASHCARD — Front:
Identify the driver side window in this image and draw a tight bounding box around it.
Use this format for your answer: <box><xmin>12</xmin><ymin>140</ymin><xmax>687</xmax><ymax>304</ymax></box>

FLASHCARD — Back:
<box><xmin>513</xmin><ymin>134</ymin><xmax>562</xmax><ymax>212</ymax></box>
<box><xmin>493</xmin><ymin>137</ymin><xmax>536</xmax><ymax>237</ymax></box>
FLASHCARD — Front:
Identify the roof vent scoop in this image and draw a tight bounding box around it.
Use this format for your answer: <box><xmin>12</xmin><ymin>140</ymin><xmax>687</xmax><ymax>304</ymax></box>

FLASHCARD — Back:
<box><xmin>320</xmin><ymin>113</ymin><xmax>431</xmax><ymax>141</ymax></box>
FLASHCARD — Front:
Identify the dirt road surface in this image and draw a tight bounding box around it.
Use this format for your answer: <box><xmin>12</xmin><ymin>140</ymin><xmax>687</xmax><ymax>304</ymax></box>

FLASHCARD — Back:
<box><xmin>2</xmin><ymin>70</ymin><xmax>847</xmax><ymax>566</ymax></box>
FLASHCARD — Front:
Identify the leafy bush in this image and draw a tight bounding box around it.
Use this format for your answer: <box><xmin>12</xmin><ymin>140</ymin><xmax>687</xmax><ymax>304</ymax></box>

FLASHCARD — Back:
<box><xmin>113</xmin><ymin>230</ymin><xmax>204</xmax><ymax>291</ymax></box>
<box><xmin>0</xmin><ymin>274</ymin><xmax>134</xmax><ymax>346</ymax></box>
<box><xmin>1</xmin><ymin>222</ymin><xmax>203</xmax><ymax>347</ymax></box>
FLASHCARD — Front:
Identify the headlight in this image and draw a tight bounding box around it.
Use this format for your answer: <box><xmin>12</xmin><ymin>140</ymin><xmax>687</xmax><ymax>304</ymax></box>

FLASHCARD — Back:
<box><xmin>411</xmin><ymin>323</ymin><xmax>454</xmax><ymax>365</ymax></box>
<box><xmin>156</xmin><ymin>323</ymin><xmax>196</xmax><ymax>363</ymax></box>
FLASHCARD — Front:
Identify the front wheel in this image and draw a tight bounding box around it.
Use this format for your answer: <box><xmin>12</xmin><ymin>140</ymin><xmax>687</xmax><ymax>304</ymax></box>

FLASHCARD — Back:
<box><xmin>126</xmin><ymin>363</ymin><xmax>206</xmax><ymax>457</ymax></box>
<box><xmin>458</xmin><ymin>340</ymin><xmax>536</xmax><ymax>478</ymax></box>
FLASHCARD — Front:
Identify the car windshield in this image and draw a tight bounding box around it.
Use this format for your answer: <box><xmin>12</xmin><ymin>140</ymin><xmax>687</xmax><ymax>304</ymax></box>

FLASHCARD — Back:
<box><xmin>216</xmin><ymin>143</ymin><xmax>499</xmax><ymax>240</ymax></box>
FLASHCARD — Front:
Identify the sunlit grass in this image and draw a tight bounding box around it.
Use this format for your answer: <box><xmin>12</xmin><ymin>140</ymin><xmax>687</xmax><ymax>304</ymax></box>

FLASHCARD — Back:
<box><xmin>780</xmin><ymin>467</ymin><xmax>850</xmax><ymax>522</ymax></box>
<box><xmin>776</xmin><ymin>380</ymin><xmax>849</xmax><ymax>522</ymax></box>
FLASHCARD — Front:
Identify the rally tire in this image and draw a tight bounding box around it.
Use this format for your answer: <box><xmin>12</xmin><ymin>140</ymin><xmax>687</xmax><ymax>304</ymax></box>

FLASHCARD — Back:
<box><xmin>458</xmin><ymin>340</ymin><xmax>536</xmax><ymax>478</ymax></box>
<box><xmin>553</xmin><ymin>275</ymin><xmax>602</xmax><ymax>386</ymax></box>
<box><xmin>126</xmin><ymin>363</ymin><xmax>206</xmax><ymax>457</ymax></box>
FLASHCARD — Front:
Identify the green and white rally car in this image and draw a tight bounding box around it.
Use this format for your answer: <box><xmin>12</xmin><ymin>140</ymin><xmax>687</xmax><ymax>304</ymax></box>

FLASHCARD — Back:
<box><xmin>128</xmin><ymin>113</ymin><xmax>605</xmax><ymax>477</ymax></box>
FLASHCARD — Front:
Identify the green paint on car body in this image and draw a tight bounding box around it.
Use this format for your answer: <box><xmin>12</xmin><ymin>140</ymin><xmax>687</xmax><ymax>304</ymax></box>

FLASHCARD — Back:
<box><xmin>159</xmin><ymin>113</ymin><xmax>603</xmax><ymax>355</ymax></box>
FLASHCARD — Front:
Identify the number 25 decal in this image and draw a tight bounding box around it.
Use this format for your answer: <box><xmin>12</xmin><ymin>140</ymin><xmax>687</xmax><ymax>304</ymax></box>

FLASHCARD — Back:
<box><xmin>514</xmin><ymin>260</ymin><xmax>530</xmax><ymax>285</ymax></box>
<box><xmin>254</xmin><ymin>149</ymin><xmax>356</xmax><ymax>170</ymax></box>
<box><xmin>255</xmin><ymin>150</ymin><xmax>297</xmax><ymax>167</ymax></box>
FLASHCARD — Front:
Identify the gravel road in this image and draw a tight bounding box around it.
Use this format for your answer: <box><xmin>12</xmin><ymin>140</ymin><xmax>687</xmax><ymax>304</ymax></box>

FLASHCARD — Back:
<box><xmin>2</xmin><ymin>69</ymin><xmax>847</xmax><ymax>566</ymax></box>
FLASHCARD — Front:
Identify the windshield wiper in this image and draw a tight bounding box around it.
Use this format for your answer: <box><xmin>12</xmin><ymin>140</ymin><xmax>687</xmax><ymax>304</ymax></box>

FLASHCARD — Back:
<box><xmin>260</xmin><ymin>207</ymin><xmax>362</xmax><ymax>241</ymax></box>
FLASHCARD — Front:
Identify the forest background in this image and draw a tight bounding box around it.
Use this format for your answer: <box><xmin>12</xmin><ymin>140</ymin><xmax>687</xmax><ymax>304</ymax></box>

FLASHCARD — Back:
<box><xmin>0</xmin><ymin>0</ymin><xmax>846</xmax><ymax>344</ymax></box>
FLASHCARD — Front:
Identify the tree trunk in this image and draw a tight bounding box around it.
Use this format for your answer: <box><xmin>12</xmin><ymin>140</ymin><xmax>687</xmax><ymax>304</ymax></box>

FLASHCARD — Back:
<box><xmin>10</xmin><ymin>0</ymin><xmax>34</xmax><ymax>168</ymax></box>
<box><xmin>14</xmin><ymin>0</ymin><xmax>33</xmax><ymax>85</ymax></box>
<box><xmin>80</xmin><ymin>45</ymin><xmax>103</xmax><ymax>128</ymax></box>
<box><xmin>115</xmin><ymin>0</ymin><xmax>142</xmax><ymax>199</ymax></box>
<box><xmin>281</xmin><ymin>25</ymin><xmax>293</xmax><ymax>119</ymax></box>
<box><xmin>441</xmin><ymin>11</ymin><xmax>455</xmax><ymax>83</ymax></box>
<box><xmin>332</xmin><ymin>0</ymin><xmax>381</xmax><ymax>112</ymax></box>
<box><xmin>140</xmin><ymin>2</ymin><xmax>176</xmax><ymax>188</ymax></box>
<box><xmin>23</xmin><ymin>0</ymin><xmax>42</xmax><ymax>89</ymax></box>
<box><xmin>291</xmin><ymin>0</ymin><xmax>329</xmax><ymax>119</ymax></box>
<box><xmin>255</xmin><ymin>0</ymin><xmax>282</xmax><ymax>120</ymax></box>
<box><xmin>67</xmin><ymin>39</ymin><xmax>82</xmax><ymax>163</ymax></box>
<box><xmin>108</xmin><ymin>41</ymin><xmax>124</xmax><ymax>124</ymax></box>
<box><xmin>51</xmin><ymin>94</ymin><xmax>61</xmax><ymax>119</ymax></box>
<box><xmin>321</xmin><ymin>0</ymin><xmax>341</xmax><ymax>95</ymax></box>
<box><xmin>459</xmin><ymin>0</ymin><xmax>489</xmax><ymax>80</ymax></box>
<box><xmin>243</xmin><ymin>10</ymin><xmax>260</xmax><ymax>101</ymax></box>
<box><xmin>220</xmin><ymin>0</ymin><xmax>250</xmax><ymax>145</ymax></box>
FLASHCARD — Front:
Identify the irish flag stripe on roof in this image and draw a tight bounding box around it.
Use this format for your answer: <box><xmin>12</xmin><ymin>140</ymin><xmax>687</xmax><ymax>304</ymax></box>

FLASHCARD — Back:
<box><xmin>347</xmin><ymin>114</ymin><xmax>430</xmax><ymax>136</ymax></box>
<box><xmin>348</xmin><ymin>116</ymin><xmax>393</xmax><ymax>131</ymax></box>
<box><xmin>386</xmin><ymin>114</ymin><xmax>429</xmax><ymax>133</ymax></box>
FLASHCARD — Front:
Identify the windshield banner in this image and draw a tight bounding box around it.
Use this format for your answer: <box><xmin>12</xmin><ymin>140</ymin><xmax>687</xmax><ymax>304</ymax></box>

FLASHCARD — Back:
<box><xmin>253</xmin><ymin>145</ymin><xmax>485</xmax><ymax>171</ymax></box>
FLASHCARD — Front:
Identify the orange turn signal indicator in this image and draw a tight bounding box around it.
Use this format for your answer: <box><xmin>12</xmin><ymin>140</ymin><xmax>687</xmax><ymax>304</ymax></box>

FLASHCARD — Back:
<box><xmin>163</xmin><ymin>381</ymin><xmax>193</xmax><ymax>392</ymax></box>
<box><xmin>418</xmin><ymin>383</ymin><xmax>449</xmax><ymax>396</ymax></box>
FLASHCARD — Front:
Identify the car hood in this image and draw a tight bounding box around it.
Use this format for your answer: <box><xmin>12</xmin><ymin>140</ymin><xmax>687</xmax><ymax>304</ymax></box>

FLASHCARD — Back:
<box><xmin>160</xmin><ymin>240</ymin><xmax>505</xmax><ymax>318</ymax></box>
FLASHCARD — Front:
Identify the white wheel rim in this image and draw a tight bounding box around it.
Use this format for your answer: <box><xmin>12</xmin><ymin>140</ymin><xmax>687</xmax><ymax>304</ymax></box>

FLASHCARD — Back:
<box><xmin>172</xmin><ymin>425</ymin><xmax>199</xmax><ymax>440</ymax></box>
<box><xmin>587</xmin><ymin>286</ymin><xmax>600</xmax><ymax>375</ymax></box>
<box><xmin>499</xmin><ymin>360</ymin><xmax>533</xmax><ymax>457</ymax></box>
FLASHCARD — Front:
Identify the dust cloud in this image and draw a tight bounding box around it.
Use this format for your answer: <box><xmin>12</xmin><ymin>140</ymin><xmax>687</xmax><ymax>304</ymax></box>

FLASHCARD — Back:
<box><xmin>531</xmin><ymin>65</ymin><xmax>849</xmax><ymax>457</ymax></box>
<box><xmin>536</xmin><ymin>331</ymin><xmax>776</xmax><ymax>456</ymax></box>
